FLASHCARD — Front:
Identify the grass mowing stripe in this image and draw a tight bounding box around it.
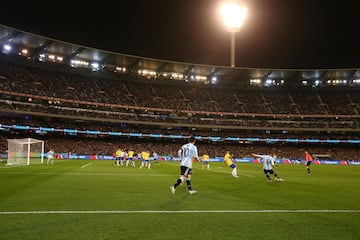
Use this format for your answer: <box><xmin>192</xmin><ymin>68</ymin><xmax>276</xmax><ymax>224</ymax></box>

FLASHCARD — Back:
<box><xmin>161</xmin><ymin>161</ymin><xmax>256</xmax><ymax>177</ymax></box>
<box><xmin>0</xmin><ymin>165</ymin><xmax>27</xmax><ymax>168</ymax></box>
<box><xmin>207</xmin><ymin>168</ymin><xmax>256</xmax><ymax>177</ymax></box>
<box><xmin>0</xmin><ymin>161</ymin><xmax>359</xmax><ymax>239</ymax></box>
<box><xmin>1</xmin><ymin>209</ymin><xmax>359</xmax><ymax>214</ymax></box>
<box><xmin>0</xmin><ymin>171</ymin><xmax>172</xmax><ymax>176</ymax></box>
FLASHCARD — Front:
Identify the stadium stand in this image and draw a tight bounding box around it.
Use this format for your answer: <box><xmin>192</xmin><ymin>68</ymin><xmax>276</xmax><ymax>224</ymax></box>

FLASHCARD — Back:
<box><xmin>0</xmin><ymin>24</ymin><xmax>359</xmax><ymax>161</ymax></box>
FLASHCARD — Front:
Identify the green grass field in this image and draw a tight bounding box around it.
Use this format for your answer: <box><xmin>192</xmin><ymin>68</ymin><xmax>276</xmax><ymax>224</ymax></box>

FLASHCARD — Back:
<box><xmin>0</xmin><ymin>159</ymin><xmax>359</xmax><ymax>240</ymax></box>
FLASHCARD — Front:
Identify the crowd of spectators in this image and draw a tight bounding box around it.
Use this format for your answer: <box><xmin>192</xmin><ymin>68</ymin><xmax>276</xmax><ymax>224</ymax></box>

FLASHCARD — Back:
<box><xmin>0</xmin><ymin>56</ymin><xmax>359</xmax><ymax>161</ymax></box>
<box><xmin>1</xmin><ymin>59</ymin><xmax>359</xmax><ymax>117</ymax></box>
<box><xmin>1</xmin><ymin>133</ymin><xmax>359</xmax><ymax>161</ymax></box>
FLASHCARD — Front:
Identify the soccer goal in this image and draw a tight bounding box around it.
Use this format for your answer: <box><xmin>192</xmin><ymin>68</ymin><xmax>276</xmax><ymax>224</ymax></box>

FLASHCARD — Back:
<box><xmin>7</xmin><ymin>138</ymin><xmax>44</xmax><ymax>165</ymax></box>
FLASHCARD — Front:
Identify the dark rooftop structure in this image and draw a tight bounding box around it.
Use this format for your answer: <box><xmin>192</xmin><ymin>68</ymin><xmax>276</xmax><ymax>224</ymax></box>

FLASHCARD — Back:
<box><xmin>1</xmin><ymin>24</ymin><xmax>360</xmax><ymax>88</ymax></box>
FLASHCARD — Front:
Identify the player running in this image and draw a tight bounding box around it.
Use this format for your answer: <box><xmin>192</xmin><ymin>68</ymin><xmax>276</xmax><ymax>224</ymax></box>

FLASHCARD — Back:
<box><xmin>223</xmin><ymin>151</ymin><xmax>239</xmax><ymax>178</ymax></box>
<box><xmin>170</xmin><ymin>136</ymin><xmax>198</xmax><ymax>195</ymax></box>
<box><xmin>253</xmin><ymin>153</ymin><xmax>283</xmax><ymax>182</ymax></box>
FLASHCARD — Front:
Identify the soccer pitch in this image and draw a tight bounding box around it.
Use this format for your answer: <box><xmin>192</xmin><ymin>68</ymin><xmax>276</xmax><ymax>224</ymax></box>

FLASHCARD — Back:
<box><xmin>0</xmin><ymin>160</ymin><xmax>359</xmax><ymax>240</ymax></box>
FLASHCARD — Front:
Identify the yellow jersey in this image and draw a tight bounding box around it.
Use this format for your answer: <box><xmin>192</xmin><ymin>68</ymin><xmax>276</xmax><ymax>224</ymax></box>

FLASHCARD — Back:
<box><xmin>115</xmin><ymin>149</ymin><xmax>122</xmax><ymax>157</ymax></box>
<box><xmin>202</xmin><ymin>154</ymin><xmax>209</xmax><ymax>161</ymax></box>
<box><xmin>142</xmin><ymin>151</ymin><xmax>150</xmax><ymax>160</ymax></box>
<box><xmin>224</xmin><ymin>153</ymin><xmax>233</xmax><ymax>166</ymax></box>
<box><xmin>128</xmin><ymin>150</ymin><xmax>134</xmax><ymax>158</ymax></box>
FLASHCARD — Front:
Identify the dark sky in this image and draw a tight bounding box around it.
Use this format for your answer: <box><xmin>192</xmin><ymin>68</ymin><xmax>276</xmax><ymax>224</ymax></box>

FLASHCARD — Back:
<box><xmin>1</xmin><ymin>0</ymin><xmax>360</xmax><ymax>69</ymax></box>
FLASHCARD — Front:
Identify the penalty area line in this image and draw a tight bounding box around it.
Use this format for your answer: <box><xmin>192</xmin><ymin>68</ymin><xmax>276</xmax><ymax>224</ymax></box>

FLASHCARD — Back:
<box><xmin>0</xmin><ymin>209</ymin><xmax>359</xmax><ymax>215</ymax></box>
<box><xmin>81</xmin><ymin>162</ymin><xmax>93</xmax><ymax>168</ymax></box>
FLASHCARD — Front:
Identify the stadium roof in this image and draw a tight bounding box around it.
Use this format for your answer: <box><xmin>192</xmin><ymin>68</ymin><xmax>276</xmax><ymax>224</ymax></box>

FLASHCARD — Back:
<box><xmin>1</xmin><ymin>24</ymin><xmax>360</xmax><ymax>86</ymax></box>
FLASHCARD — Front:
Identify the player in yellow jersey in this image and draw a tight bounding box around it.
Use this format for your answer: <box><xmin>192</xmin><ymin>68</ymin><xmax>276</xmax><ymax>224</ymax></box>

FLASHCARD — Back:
<box><xmin>139</xmin><ymin>150</ymin><xmax>151</xmax><ymax>169</ymax></box>
<box><xmin>126</xmin><ymin>149</ymin><xmax>136</xmax><ymax>167</ymax></box>
<box><xmin>223</xmin><ymin>151</ymin><xmax>239</xmax><ymax>178</ymax></box>
<box><xmin>114</xmin><ymin>147</ymin><xmax>123</xmax><ymax>166</ymax></box>
<box><xmin>201</xmin><ymin>153</ymin><xmax>210</xmax><ymax>170</ymax></box>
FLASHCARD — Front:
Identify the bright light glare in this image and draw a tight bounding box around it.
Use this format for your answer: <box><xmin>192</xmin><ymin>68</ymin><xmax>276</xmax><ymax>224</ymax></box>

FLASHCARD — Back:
<box><xmin>3</xmin><ymin>44</ymin><xmax>12</xmax><ymax>51</ymax></box>
<box><xmin>221</xmin><ymin>3</ymin><xmax>248</xmax><ymax>32</ymax></box>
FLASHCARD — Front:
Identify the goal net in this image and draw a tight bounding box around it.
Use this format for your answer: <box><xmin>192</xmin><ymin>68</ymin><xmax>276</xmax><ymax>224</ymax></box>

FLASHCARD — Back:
<box><xmin>7</xmin><ymin>138</ymin><xmax>44</xmax><ymax>165</ymax></box>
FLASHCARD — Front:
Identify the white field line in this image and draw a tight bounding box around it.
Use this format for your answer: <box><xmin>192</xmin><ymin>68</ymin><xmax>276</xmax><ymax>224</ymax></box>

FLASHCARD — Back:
<box><xmin>0</xmin><ymin>209</ymin><xmax>359</xmax><ymax>215</ymax></box>
<box><xmin>80</xmin><ymin>162</ymin><xmax>93</xmax><ymax>168</ymax></box>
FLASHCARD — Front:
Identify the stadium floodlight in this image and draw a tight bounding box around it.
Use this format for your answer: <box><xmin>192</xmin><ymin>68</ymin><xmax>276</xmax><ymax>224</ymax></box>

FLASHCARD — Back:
<box><xmin>220</xmin><ymin>2</ymin><xmax>248</xmax><ymax>67</ymax></box>
<box><xmin>2</xmin><ymin>44</ymin><xmax>12</xmax><ymax>54</ymax></box>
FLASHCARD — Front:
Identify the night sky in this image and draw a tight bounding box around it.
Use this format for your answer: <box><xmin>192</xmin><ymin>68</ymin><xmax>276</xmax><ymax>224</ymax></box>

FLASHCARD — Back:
<box><xmin>1</xmin><ymin>0</ymin><xmax>360</xmax><ymax>69</ymax></box>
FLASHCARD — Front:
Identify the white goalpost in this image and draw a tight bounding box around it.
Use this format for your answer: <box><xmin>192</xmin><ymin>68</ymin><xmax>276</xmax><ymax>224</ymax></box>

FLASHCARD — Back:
<box><xmin>7</xmin><ymin>138</ymin><xmax>45</xmax><ymax>165</ymax></box>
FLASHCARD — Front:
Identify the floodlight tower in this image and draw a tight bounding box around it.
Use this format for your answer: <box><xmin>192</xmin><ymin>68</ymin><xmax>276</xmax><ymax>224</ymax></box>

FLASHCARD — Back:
<box><xmin>221</xmin><ymin>3</ymin><xmax>248</xmax><ymax>67</ymax></box>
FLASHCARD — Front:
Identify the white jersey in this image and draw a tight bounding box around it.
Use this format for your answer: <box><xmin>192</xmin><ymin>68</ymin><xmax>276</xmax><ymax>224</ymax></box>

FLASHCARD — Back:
<box><xmin>178</xmin><ymin>142</ymin><xmax>198</xmax><ymax>168</ymax></box>
<box><xmin>47</xmin><ymin>150</ymin><xmax>55</xmax><ymax>159</ymax></box>
<box><xmin>254</xmin><ymin>154</ymin><xmax>275</xmax><ymax>170</ymax></box>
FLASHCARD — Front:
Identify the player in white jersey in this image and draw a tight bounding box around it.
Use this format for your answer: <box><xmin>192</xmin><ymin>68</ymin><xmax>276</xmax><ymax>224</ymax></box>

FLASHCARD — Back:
<box><xmin>253</xmin><ymin>153</ymin><xmax>283</xmax><ymax>182</ymax></box>
<box><xmin>170</xmin><ymin>136</ymin><xmax>198</xmax><ymax>195</ymax></box>
<box><xmin>47</xmin><ymin>149</ymin><xmax>55</xmax><ymax>165</ymax></box>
